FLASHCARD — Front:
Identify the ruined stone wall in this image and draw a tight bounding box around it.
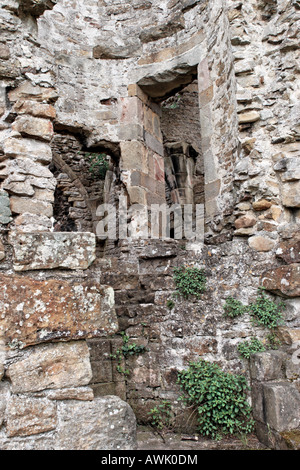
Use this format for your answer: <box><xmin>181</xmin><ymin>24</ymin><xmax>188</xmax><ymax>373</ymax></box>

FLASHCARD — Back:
<box><xmin>0</xmin><ymin>0</ymin><xmax>299</xmax><ymax>450</ymax></box>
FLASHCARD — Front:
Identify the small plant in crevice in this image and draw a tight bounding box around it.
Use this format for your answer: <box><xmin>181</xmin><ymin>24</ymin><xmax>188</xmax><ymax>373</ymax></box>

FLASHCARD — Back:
<box><xmin>148</xmin><ymin>400</ymin><xmax>175</xmax><ymax>432</ymax></box>
<box><xmin>79</xmin><ymin>151</ymin><xmax>109</xmax><ymax>180</ymax></box>
<box><xmin>266</xmin><ymin>331</ymin><xmax>282</xmax><ymax>350</ymax></box>
<box><xmin>177</xmin><ymin>360</ymin><xmax>255</xmax><ymax>440</ymax></box>
<box><xmin>173</xmin><ymin>266</ymin><xmax>206</xmax><ymax>300</ymax></box>
<box><xmin>110</xmin><ymin>331</ymin><xmax>147</xmax><ymax>377</ymax></box>
<box><xmin>166</xmin><ymin>299</ymin><xmax>175</xmax><ymax>310</ymax></box>
<box><xmin>248</xmin><ymin>287</ymin><xmax>285</xmax><ymax>330</ymax></box>
<box><xmin>223</xmin><ymin>296</ymin><xmax>247</xmax><ymax>318</ymax></box>
<box><xmin>237</xmin><ymin>337</ymin><xmax>266</xmax><ymax>360</ymax></box>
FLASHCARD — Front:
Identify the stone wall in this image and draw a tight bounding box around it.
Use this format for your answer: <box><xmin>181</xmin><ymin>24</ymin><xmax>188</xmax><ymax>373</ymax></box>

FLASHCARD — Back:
<box><xmin>0</xmin><ymin>0</ymin><xmax>299</xmax><ymax>450</ymax></box>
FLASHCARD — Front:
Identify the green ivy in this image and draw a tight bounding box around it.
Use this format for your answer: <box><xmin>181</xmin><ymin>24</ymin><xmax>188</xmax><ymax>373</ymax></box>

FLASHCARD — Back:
<box><xmin>173</xmin><ymin>266</ymin><xmax>206</xmax><ymax>300</ymax></box>
<box><xmin>111</xmin><ymin>331</ymin><xmax>147</xmax><ymax>377</ymax></box>
<box><xmin>166</xmin><ymin>299</ymin><xmax>175</xmax><ymax>310</ymax></box>
<box><xmin>248</xmin><ymin>288</ymin><xmax>285</xmax><ymax>330</ymax></box>
<box><xmin>177</xmin><ymin>360</ymin><xmax>254</xmax><ymax>440</ymax></box>
<box><xmin>223</xmin><ymin>296</ymin><xmax>247</xmax><ymax>318</ymax></box>
<box><xmin>237</xmin><ymin>337</ymin><xmax>266</xmax><ymax>360</ymax></box>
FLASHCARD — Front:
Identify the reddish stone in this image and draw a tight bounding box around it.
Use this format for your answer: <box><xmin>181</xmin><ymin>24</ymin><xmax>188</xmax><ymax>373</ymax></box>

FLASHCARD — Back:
<box><xmin>261</xmin><ymin>264</ymin><xmax>300</xmax><ymax>297</ymax></box>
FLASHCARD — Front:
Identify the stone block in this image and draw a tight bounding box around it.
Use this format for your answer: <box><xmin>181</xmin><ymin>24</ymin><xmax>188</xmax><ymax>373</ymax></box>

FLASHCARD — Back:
<box><xmin>13</xmin><ymin>100</ymin><xmax>56</xmax><ymax>120</ymax></box>
<box><xmin>261</xmin><ymin>263</ymin><xmax>300</xmax><ymax>297</ymax></box>
<box><xmin>47</xmin><ymin>387</ymin><xmax>94</xmax><ymax>401</ymax></box>
<box><xmin>7</xmin><ymin>341</ymin><xmax>93</xmax><ymax>393</ymax></box>
<box><xmin>9</xmin><ymin>232</ymin><xmax>96</xmax><ymax>271</ymax></box>
<box><xmin>0</xmin><ymin>382</ymin><xmax>9</xmax><ymax>428</ymax></box>
<box><xmin>252</xmin><ymin>199</ymin><xmax>273</xmax><ymax>211</ymax></box>
<box><xmin>0</xmin><ymin>274</ymin><xmax>118</xmax><ymax>347</ymax></box>
<box><xmin>248</xmin><ymin>235</ymin><xmax>276</xmax><ymax>252</ymax></box>
<box><xmin>234</xmin><ymin>215</ymin><xmax>256</xmax><ymax>229</ymax></box>
<box><xmin>277</xmin><ymin>327</ymin><xmax>300</xmax><ymax>345</ymax></box>
<box><xmin>55</xmin><ymin>396</ymin><xmax>137</xmax><ymax>450</ymax></box>
<box><xmin>3</xmin><ymin>137</ymin><xmax>52</xmax><ymax>164</ymax></box>
<box><xmin>250</xmin><ymin>351</ymin><xmax>286</xmax><ymax>382</ymax></box>
<box><xmin>8</xmin><ymin>82</ymin><xmax>58</xmax><ymax>103</ymax></box>
<box><xmin>88</xmin><ymin>339</ymin><xmax>113</xmax><ymax>383</ymax></box>
<box><xmin>10</xmin><ymin>196</ymin><xmax>53</xmax><ymax>218</ymax></box>
<box><xmin>282</xmin><ymin>181</ymin><xmax>300</xmax><ymax>208</ymax></box>
<box><xmin>12</xmin><ymin>116</ymin><xmax>54</xmax><ymax>142</ymax></box>
<box><xmin>6</xmin><ymin>397</ymin><xmax>57</xmax><ymax>437</ymax></box>
<box><xmin>262</xmin><ymin>382</ymin><xmax>300</xmax><ymax>432</ymax></box>
<box><xmin>120</xmin><ymin>140</ymin><xmax>148</xmax><ymax>172</ymax></box>
<box><xmin>276</xmin><ymin>236</ymin><xmax>300</xmax><ymax>264</ymax></box>
<box><xmin>238</xmin><ymin>111</ymin><xmax>260</xmax><ymax>124</ymax></box>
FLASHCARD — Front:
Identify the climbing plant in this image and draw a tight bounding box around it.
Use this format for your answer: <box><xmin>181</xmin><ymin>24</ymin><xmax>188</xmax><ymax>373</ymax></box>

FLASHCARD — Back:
<box><xmin>79</xmin><ymin>151</ymin><xmax>109</xmax><ymax>180</ymax></box>
<box><xmin>237</xmin><ymin>337</ymin><xmax>266</xmax><ymax>360</ymax></box>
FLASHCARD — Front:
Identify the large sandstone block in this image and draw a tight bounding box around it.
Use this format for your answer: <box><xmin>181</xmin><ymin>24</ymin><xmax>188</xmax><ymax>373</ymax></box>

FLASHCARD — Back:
<box><xmin>0</xmin><ymin>274</ymin><xmax>118</xmax><ymax>347</ymax></box>
<box><xmin>261</xmin><ymin>263</ymin><xmax>300</xmax><ymax>297</ymax></box>
<box><xmin>56</xmin><ymin>396</ymin><xmax>137</xmax><ymax>450</ymax></box>
<box><xmin>9</xmin><ymin>232</ymin><xmax>96</xmax><ymax>271</ymax></box>
<box><xmin>3</xmin><ymin>137</ymin><xmax>52</xmax><ymax>164</ymax></box>
<box><xmin>6</xmin><ymin>397</ymin><xmax>57</xmax><ymax>437</ymax></box>
<box><xmin>262</xmin><ymin>382</ymin><xmax>300</xmax><ymax>432</ymax></box>
<box><xmin>7</xmin><ymin>341</ymin><xmax>93</xmax><ymax>393</ymax></box>
<box><xmin>282</xmin><ymin>181</ymin><xmax>300</xmax><ymax>208</ymax></box>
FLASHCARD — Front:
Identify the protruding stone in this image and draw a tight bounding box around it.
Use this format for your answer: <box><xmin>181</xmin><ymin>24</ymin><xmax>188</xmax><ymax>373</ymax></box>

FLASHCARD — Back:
<box><xmin>238</xmin><ymin>111</ymin><xmax>260</xmax><ymax>124</ymax></box>
<box><xmin>8</xmin><ymin>82</ymin><xmax>58</xmax><ymax>103</ymax></box>
<box><xmin>276</xmin><ymin>236</ymin><xmax>300</xmax><ymax>264</ymax></box>
<box><xmin>282</xmin><ymin>181</ymin><xmax>300</xmax><ymax>208</ymax></box>
<box><xmin>13</xmin><ymin>100</ymin><xmax>56</xmax><ymax>120</ymax></box>
<box><xmin>0</xmin><ymin>274</ymin><xmax>118</xmax><ymax>347</ymax></box>
<box><xmin>253</xmin><ymin>199</ymin><xmax>273</xmax><ymax>211</ymax></box>
<box><xmin>234</xmin><ymin>215</ymin><xmax>257</xmax><ymax>229</ymax></box>
<box><xmin>10</xmin><ymin>197</ymin><xmax>53</xmax><ymax>218</ymax></box>
<box><xmin>12</xmin><ymin>116</ymin><xmax>54</xmax><ymax>142</ymax></box>
<box><xmin>7</xmin><ymin>341</ymin><xmax>93</xmax><ymax>393</ymax></box>
<box><xmin>261</xmin><ymin>264</ymin><xmax>300</xmax><ymax>297</ymax></box>
<box><xmin>249</xmin><ymin>235</ymin><xmax>276</xmax><ymax>252</ymax></box>
<box><xmin>9</xmin><ymin>232</ymin><xmax>96</xmax><ymax>271</ymax></box>
<box><xmin>3</xmin><ymin>137</ymin><xmax>52</xmax><ymax>164</ymax></box>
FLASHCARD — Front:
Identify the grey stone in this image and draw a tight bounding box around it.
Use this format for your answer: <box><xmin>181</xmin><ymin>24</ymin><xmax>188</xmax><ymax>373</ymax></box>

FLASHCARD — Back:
<box><xmin>250</xmin><ymin>351</ymin><xmax>286</xmax><ymax>382</ymax></box>
<box><xmin>9</xmin><ymin>232</ymin><xmax>96</xmax><ymax>271</ymax></box>
<box><xmin>262</xmin><ymin>382</ymin><xmax>300</xmax><ymax>432</ymax></box>
<box><xmin>56</xmin><ymin>396</ymin><xmax>137</xmax><ymax>450</ymax></box>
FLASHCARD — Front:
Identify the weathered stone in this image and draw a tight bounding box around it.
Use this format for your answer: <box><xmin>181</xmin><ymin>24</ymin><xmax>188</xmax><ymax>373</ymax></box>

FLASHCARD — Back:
<box><xmin>9</xmin><ymin>197</ymin><xmax>53</xmax><ymax>217</ymax></box>
<box><xmin>0</xmin><ymin>337</ymin><xmax>5</xmax><ymax>381</ymax></box>
<box><xmin>6</xmin><ymin>397</ymin><xmax>57</xmax><ymax>437</ymax></box>
<box><xmin>3</xmin><ymin>137</ymin><xmax>52</xmax><ymax>164</ymax></box>
<box><xmin>0</xmin><ymin>274</ymin><xmax>118</xmax><ymax>347</ymax></box>
<box><xmin>7</xmin><ymin>341</ymin><xmax>93</xmax><ymax>393</ymax></box>
<box><xmin>252</xmin><ymin>199</ymin><xmax>273</xmax><ymax>211</ymax></box>
<box><xmin>14</xmin><ymin>213</ymin><xmax>53</xmax><ymax>232</ymax></box>
<box><xmin>13</xmin><ymin>100</ymin><xmax>56</xmax><ymax>120</ymax></box>
<box><xmin>8</xmin><ymin>82</ymin><xmax>58</xmax><ymax>103</ymax></box>
<box><xmin>234</xmin><ymin>215</ymin><xmax>257</xmax><ymax>229</ymax></box>
<box><xmin>12</xmin><ymin>116</ymin><xmax>54</xmax><ymax>142</ymax></box>
<box><xmin>261</xmin><ymin>264</ymin><xmax>300</xmax><ymax>297</ymax></box>
<box><xmin>0</xmin><ymin>239</ymin><xmax>5</xmax><ymax>261</ymax></box>
<box><xmin>282</xmin><ymin>181</ymin><xmax>300</xmax><ymax>208</ymax></box>
<box><xmin>56</xmin><ymin>396</ymin><xmax>137</xmax><ymax>450</ymax></box>
<box><xmin>0</xmin><ymin>190</ymin><xmax>12</xmax><ymax>225</ymax></box>
<box><xmin>47</xmin><ymin>386</ymin><xmax>94</xmax><ymax>401</ymax></box>
<box><xmin>238</xmin><ymin>111</ymin><xmax>260</xmax><ymax>123</ymax></box>
<box><xmin>276</xmin><ymin>327</ymin><xmax>300</xmax><ymax>345</ymax></box>
<box><xmin>248</xmin><ymin>235</ymin><xmax>276</xmax><ymax>252</ymax></box>
<box><xmin>9</xmin><ymin>232</ymin><xmax>96</xmax><ymax>271</ymax></box>
<box><xmin>262</xmin><ymin>382</ymin><xmax>300</xmax><ymax>432</ymax></box>
<box><xmin>276</xmin><ymin>236</ymin><xmax>300</xmax><ymax>264</ymax></box>
<box><xmin>250</xmin><ymin>351</ymin><xmax>286</xmax><ymax>382</ymax></box>
<box><xmin>0</xmin><ymin>44</ymin><xmax>10</xmax><ymax>60</ymax></box>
